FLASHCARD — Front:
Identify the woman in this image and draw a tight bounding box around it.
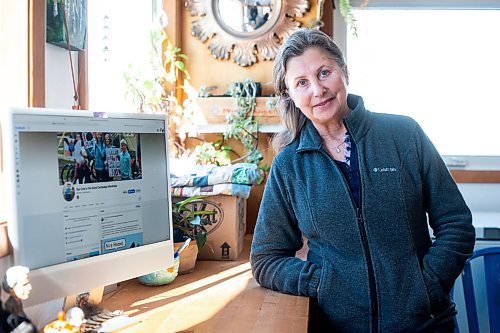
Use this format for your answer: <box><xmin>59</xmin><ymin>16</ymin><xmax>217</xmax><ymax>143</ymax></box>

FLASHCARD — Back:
<box><xmin>119</xmin><ymin>139</ymin><xmax>132</xmax><ymax>181</ymax></box>
<box><xmin>103</xmin><ymin>133</ymin><xmax>115</xmax><ymax>181</ymax></box>
<box><xmin>91</xmin><ymin>132</ymin><xmax>106</xmax><ymax>182</ymax></box>
<box><xmin>250</xmin><ymin>29</ymin><xmax>475</xmax><ymax>332</ymax></box>
<box><xmin>74</xmin><ymin>132</ymin><xmax>90</xmax><ymax>184</ymax></box>
<box><xmin>63</xmin><ymin>132</ymin><xmax>81</xmax><ymax>158</ymax></box>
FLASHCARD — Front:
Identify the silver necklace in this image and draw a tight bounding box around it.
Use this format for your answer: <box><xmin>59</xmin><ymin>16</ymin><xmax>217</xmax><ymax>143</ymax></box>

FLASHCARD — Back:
<box><xmin>334</xmin><ymin>141</ymin><xmax>344</xmax><ymax>153</ymax></box>
<box><xmin>325</xmin><ymin>133</ymin><xmax>346</xmax><ymax>153</ymax></box>
<box><xmin>327</xmin><ymin>139</ymin><xmax>344</xmax><ymax>153</ymax></box>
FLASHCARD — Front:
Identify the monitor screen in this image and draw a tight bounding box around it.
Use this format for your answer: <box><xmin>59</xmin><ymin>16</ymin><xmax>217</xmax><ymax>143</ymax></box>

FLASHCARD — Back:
<box><xmin>1</xmin><ymin>107</ymin><xmax>173</xmax><ymax>307</ymax></box>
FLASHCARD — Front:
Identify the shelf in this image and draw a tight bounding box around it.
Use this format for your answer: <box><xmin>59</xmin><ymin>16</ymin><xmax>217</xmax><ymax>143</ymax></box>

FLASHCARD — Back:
<box><xmin>192</xmin><ymin>97</ymin><xmax>282</xmax><ymax>133</ymax></box>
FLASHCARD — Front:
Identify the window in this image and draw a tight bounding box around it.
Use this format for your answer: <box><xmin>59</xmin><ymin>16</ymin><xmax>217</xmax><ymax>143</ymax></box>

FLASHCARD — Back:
<box><xmin>334</xmin><ymin>1</ymin><xmax>500</xmax><ymax>168</ymax></box>
<box><xmin>87</xmin><ymin>0</ymin><xmax>162</xmax><ymax>112</ymax></box>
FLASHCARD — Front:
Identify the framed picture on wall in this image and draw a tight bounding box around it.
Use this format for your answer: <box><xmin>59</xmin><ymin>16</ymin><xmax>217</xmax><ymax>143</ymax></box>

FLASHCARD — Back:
<box><xmin>46</xmin><ymin>0</ymin><xmax>87</xmax><ymax>51</ymax></box>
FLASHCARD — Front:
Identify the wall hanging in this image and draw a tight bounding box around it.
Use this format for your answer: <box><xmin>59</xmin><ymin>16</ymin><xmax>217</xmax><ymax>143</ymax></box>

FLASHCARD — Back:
<box><xmin>46</xmin><ymin>0</ymin><xmax>87</xmax><ymax>51</ymax></box>
<box><xmin>185</xmin><ymin>0</ymin><xmax>310</xmax><ymax>67</ymax></box>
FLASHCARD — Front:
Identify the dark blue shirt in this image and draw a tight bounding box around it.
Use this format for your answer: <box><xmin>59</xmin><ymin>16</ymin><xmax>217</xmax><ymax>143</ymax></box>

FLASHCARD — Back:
<box><xmin>334</xmin><ymin>134</ymin><xmax>360</xmax><ymax>208</ymax></box>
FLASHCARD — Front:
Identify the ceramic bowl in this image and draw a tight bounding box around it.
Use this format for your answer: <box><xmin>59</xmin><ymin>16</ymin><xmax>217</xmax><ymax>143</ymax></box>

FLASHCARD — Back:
<box><xmin>137</xmin><ymin>256</ymin><xmax>180</xmax><ymax>286</ymax></box>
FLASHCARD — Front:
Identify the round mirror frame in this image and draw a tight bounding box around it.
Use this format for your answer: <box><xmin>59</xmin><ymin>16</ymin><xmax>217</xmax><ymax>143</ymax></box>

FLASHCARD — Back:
<box><xmin>185</xmin><ymin>0</ymin><xmax>310</xmax><ymax>67</ymax></box>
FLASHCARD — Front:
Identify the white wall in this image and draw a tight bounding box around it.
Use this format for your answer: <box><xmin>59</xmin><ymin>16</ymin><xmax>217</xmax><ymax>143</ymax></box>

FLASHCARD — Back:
<box><xmin>45</xmin><ymin>44</ymin><xmax>79</xmax><ymax>109</ymax></box>
<box><xmin>0</xmin><ymin>0</ymin><xmax>29</xmax><ymax>109</ymax></box>
<box><xmin>458</xmin><ymin>184</ymin><xmax>500</xmax><ymax>229</ymax></box>
<box><xmin>459</xmin><ymin>184</ymin><xmax>500</xmax><ymax>213</ymax></box>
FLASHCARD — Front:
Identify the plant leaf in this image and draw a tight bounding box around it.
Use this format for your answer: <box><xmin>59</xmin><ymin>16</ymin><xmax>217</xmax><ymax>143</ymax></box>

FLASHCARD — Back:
<box><xmin>175</xmin><ymin>196</ymin><xmax>206</xmax><ymax>208</ymax></box>
<box><xmin>190</xmin><ymin>216</ymin><xmax>201</xmax><ymax>226</ymax></box>
<box><xmin>143</xmin><ymin>80</ymin><xmax>153</xmax><ymax>90</ymax></box>
<box><xmin>191</xmin><ymin>210</ymin><xmax>216</xmax><ymax>216</ymax></box>
<box><xmin>175</xmin><ymin>60</ymin><xmax>186</xmax><ymax>72</ymax></box>
<box><xmin>195</xmin><ymin>231</ymin><xmax>207</xmax><ymax>249</ymax></box>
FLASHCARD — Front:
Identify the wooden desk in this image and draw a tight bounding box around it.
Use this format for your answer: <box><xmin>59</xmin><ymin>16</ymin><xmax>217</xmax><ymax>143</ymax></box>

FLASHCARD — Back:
<box><xmin>100</xmin><ymin>236</ymin><xmax>309</xmax><ymax>332</ymax></box>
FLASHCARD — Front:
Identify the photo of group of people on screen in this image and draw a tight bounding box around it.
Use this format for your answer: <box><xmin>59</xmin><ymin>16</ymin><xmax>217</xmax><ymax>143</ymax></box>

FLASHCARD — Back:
<box><xmin>57</xmin><ymin>132</ymin><xmax>142</xmax><ymax>185</ymax></box>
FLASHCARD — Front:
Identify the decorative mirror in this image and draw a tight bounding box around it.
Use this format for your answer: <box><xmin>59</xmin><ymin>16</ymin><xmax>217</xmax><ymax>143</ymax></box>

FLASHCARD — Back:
<box><xmin>185</xmin><ymin>0</ymin><xmax>310</xmax><ymax>67</ymax></box>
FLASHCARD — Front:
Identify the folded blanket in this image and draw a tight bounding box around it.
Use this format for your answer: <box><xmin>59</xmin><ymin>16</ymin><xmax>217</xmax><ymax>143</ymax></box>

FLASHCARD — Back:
<box><xmin>171</xmin><ymin>162</ymin><xmax>264</xmax><ymax>188</ymax></box>
<box><xmin>171</xmin><ymin>183</ymin><xmax>252</xmax><ymax>199</ymax></box>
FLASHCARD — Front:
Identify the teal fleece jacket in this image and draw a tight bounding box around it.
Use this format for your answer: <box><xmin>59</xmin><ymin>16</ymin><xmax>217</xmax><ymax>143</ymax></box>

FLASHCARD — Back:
<box><xmin>250</xmin><ymin>94</ymin><xmax>475</xmax><ymax>332</ymax></box>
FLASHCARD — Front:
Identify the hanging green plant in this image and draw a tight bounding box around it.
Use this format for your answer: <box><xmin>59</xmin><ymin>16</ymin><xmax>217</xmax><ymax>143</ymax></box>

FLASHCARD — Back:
<box><xmin>224</xmin><ymin>78</ymin><xmax>263</xmax><ymax>165</ymax></box>
<box><xmin>339</xmin><ymin>0</ymin><xmax>359</xmax><ymax>37</ymax></box>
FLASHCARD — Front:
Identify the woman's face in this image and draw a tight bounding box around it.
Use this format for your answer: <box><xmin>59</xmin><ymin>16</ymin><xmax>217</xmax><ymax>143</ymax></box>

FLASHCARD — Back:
<box><xmin>285</xmin><ymin>47</ymin><xmax>349</xmax><ymax>128</ymax></box>
<box><xmin>105</xmin><ymin>135</ymin><xmax>110</xmax><ymax>146</ymax></box>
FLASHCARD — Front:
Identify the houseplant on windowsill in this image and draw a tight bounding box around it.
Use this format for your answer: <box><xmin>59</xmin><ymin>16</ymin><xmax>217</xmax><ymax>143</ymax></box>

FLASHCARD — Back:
<box><xmin>123</xmin><ymin>26</ymin><xmax>197</xmax><ymax>158</ymax></box>
<box><xmin>172</xmin><ymin>195</ymin><xmax>216</xmax><ymax>274</ymax></box>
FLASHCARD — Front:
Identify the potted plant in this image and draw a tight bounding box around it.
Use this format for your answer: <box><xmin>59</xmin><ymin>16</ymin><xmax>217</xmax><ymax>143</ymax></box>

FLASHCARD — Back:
<box><xmin>171</xmin><ymin>195</ymin><xmax>216</xmax><ymax>273</ymax></box>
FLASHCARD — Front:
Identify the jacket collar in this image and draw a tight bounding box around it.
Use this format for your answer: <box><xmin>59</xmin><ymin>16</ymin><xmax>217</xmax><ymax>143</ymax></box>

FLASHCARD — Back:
<box><xmin>297</xmin><ymin>94</ymin><xmax>372</xmax><ymax>152</ymax></box>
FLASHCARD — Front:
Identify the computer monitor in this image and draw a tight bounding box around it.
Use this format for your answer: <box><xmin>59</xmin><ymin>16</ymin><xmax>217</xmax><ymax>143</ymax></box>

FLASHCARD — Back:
<box><xmin>1</xmin><ymin>107</ymin><xmax>174</xmax><ymax>307</ymax></box>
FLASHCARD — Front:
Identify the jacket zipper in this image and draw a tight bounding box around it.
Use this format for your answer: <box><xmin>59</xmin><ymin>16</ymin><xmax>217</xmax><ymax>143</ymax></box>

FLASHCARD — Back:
<box><xmin>323</xmin><ymin>120</ymin><xmax>379</xmax><ymax>332</ymax></box>
<box><xmin>356</xmin><ymin>207</ymin><xmax>379</xmax><ymax>333</ymax></box>
<box><xmin>350</xmin><ymin>124</ymin><xmax>379</xmax><ymax>333</ymax></box>
<box><xmin>344</xmin><ymin>120</ymin><xmax>379</xmax><ymax>333</ymax></box>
